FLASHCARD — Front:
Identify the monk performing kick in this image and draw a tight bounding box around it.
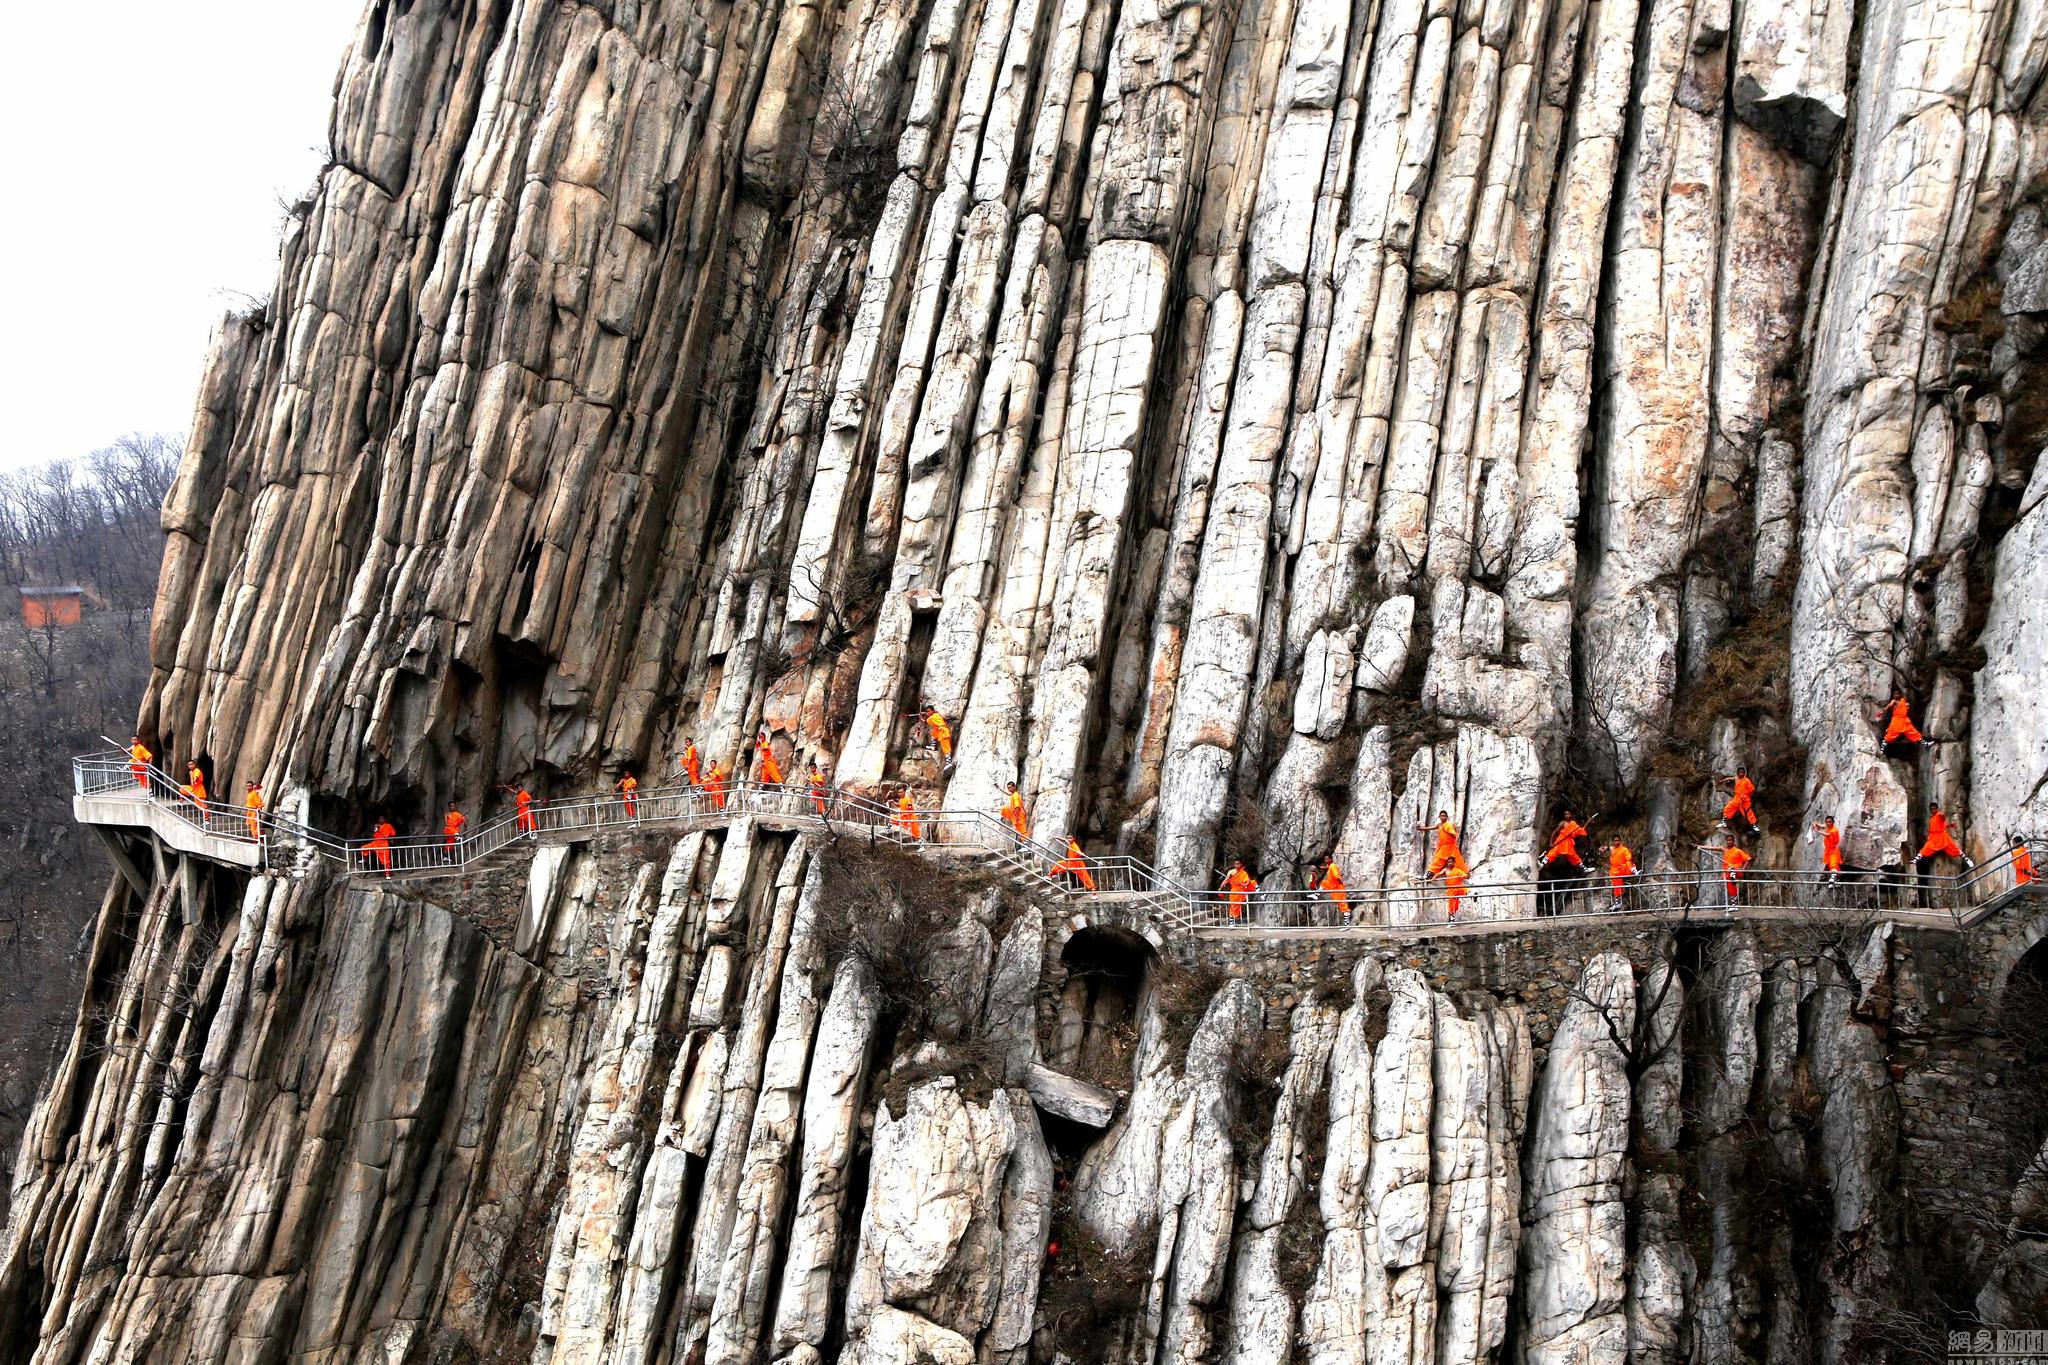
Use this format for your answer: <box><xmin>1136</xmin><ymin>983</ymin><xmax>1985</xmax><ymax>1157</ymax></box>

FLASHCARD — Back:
<box><xmin>1915</xmin><ymin>804</ymin><xmax>1974</xmax><ymax>871</ymax></box>
<box><xmin>1420</xmin><ymin>811</ymin><xmax>1463</xmax><ymax>877</ymax></box>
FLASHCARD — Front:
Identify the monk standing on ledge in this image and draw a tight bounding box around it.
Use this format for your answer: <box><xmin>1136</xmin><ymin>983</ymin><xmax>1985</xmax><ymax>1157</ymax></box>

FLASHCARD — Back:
<box><xmin>1318</xmin><ymin>859</ymin><xmax>1351</xmax><ymax>923</ymax></box>
<box><xmin>1719</xmin><ymin>767</ymin><xmax>1759</xmax><ymax>830</ymax></box>
<box><xmin>364</xmin><ymin>820</ymin><xmax>395</xmax><ymax>877</ymax></box>
<box><xmin>442</xmin><ymin>805</ymin><xmax>467</xmax><ymax>860</ymax></box>
<box><xmin>129</xmin><ymin>736</ymin><xmax>151</xmax><ymax>788</ymax></box>
<box><xmin>516</xmin><ymin>787</ymin><xmax>538</xmax><ymax>837</ymax></box>
<box><xmin>1607</xmin><ymin>839</ymin><xmax>1636</xmax><ymax>902</ymax></box>
<box><xmin>1222</xmin><ymin>860</ymin><xmax>1259</xmax><ymax>919</ymax></box>
<box><xmin>187</xmin><ymin>762</ymin><xmax>208</xmax><ymax>806</ymax></box>
<box><xmin>681</xmin><ymin>737</ymin><xmax>702</xmax><ymax>788</ymax></box>
<box><xmin>893</xmin><ymin>789</ymin><xmax>922</xmax><ymax>840</ymax></box>
<box><xmin>1810</xmin><ymin>816</ymin><xmax>1843</xmax><ymax>883</ymax></box>
<box><xmin>1002</xmin><ymin>782</ymin><xmax>1029</xmax><ymax>841</ymax></box>
<box><xmin>756</xmin><ymin>731</ymin><xmax>783</xmax><ymax>785</ymax></box>
<box><xmin>243</xmin><ymin>782</ymin><xmax>265</xmax><ymax>842</ymax></box>
<box><xmin>618</xmin><ymin>771</ymin><xmax>639</xmax><ymax>821</ymax></box>
<box><xmin>704</xmin><ymin>762</ymin><xmax>728</xmax><ymax>809</ymax></box>
<box><xmin>808</xmin><ymin>761</ymin><xmax>830</xmax><ymax>816</ymax></box>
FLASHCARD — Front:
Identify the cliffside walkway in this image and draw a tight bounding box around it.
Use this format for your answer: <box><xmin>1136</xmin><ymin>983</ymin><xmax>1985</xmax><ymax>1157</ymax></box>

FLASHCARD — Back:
<box><xmin>74</xmin><ymin>747</ymin><xmax>2042</xmax><ymax>940</ymax></box>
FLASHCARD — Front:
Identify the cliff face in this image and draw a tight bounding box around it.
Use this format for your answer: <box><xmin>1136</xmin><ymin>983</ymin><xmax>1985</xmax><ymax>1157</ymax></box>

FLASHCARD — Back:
<box><xmin>7</xmin><ymin>0</ymin><xmax>2048</xmax><ymax>1358</ymax></box>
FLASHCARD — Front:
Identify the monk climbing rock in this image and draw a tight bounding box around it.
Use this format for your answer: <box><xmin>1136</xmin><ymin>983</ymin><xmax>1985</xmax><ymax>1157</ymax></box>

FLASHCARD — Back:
<box><xmin>243</xmin><ymin>782</ymin><xmax>265</xmax><ymax>842</ymax></box>
<box><xmin>1221</xmin><ymin>860</ymin><xmax>1259</xmax><ymax>919</ymax></box>
<box><xmin>682</xmin><ymin>738</ymin><xmax>703</xmax><ymax>788</ymax></box>
<box><xmin>756</xmin><ymin>731</ymin><xmax>783</xmax><ymax>786</ymax></box>
<box><xmin>128</xmin><ymin>736</ymin><xmax>151</xmax><ymax>789</ymax></box>
<box><xmin>1878</xmin><ymin>691</ymin><xmax>1924</xmax><ymax>749</ymax></box>
<box><xmin>1915</xmin><ymin>804</ymin><xmax>1973</xmax><ymax>870</ymax></box>
<box><xmin>1608</xmin><ymin>840</ymin><xmax>1636</xmax><ymax>902</ymax></box>
<box><xmin>1001</xmin><ymin>782</ymin><xmax>1029</xmax><ymax>841</ymax></box>
<box><xmin>1811</xmin><ymin>817</ymin><xmax>1843</xmax><ymax>883</ymax></box>
<box><xmin>1318</xmin><ymin>860</ymin><xmax>1351</xmax><ymax>923</ymax></box>
<box><xmin>363</xmin><ymin>820</ymin><xmax>395</xmax><ymax>877</ymax></box>
<box><xmin>1720</xmin><ymin>767</ymin><xmax>1759</xmax><ymax>830</ymax></box>
<box><xmin>924</xmin><ymin>705</ymin><xmax>954</xmax><ymax>768</ymax></box>
<box><xmin>1050</xmin><ymin>837</ymin><xmax>1096</xmax><ymax>891</ymax></box>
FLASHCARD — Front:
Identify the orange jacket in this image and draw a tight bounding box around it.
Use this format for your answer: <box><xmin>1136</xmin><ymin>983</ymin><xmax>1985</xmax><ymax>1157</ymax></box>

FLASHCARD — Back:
<box><xmin>187</xmin><ymin>768</ymin><xmax>208</xmax><ymax>804</ymax></box>
<box><xmin>1002</xmin><ymin>791</ymin><xmax>1028</xmax><ymax>833</ymax></box>
<box><xmin>1884</xmin><ymin>698</ymin><xmax>1922</xmax><ymax>743</ymax></box>
<box><xmin>704</xmin><ymin>764</ymin><xmax>728</xmax><ymax>806</ymax></box>
<box><xmin>2018</xmin><ymin>847</ymin><xmax>2035</xmax><ymax>885</ymax></box>
<box><xmin>1721</xmin><ymin>846</ymin><xmax>1752</xmax><ymax>874</ymax></box>
<box><xmin>682</xmin><ymin>744</ymin><xmax>702</xmax><ymax>786</ymax></box>
<box><xmin>130</xmin><ymin>742</ymin><xmax>151</xmax><ymax>766</ymax></box>
<box><xmin>1609</xmin><ymin>844</ymin><xmax>1636</xmax><ymax>877</ymax></box>
<box><xmin>443</xmin><ymin>811</ymin><xmax>466</xmax><ymax>839</ymax></box>
<box><xmin>1819</xmin><ymin>822</ymin><xmax>1842</xmax><ymax>868</ymax></box>
<box><xmin>757</xmin><ymin>739</ymin><xmax>783</xmax><ymax>785</ymax></box>
<box><xmin>926</xmin><ymin>711</ymin><xmax>953</xmax><ymax>751</ymax></box>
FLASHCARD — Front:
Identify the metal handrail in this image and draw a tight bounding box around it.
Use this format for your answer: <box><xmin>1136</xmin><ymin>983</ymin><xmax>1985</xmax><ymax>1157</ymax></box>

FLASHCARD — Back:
<box><xmin>73</xmin><ymin>747</ymin><xmax>2041</xmax><ymax>937</ymax></box>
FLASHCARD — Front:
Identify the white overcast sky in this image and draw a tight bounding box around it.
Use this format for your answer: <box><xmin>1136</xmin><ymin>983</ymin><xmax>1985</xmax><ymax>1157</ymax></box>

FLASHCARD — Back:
<box><xmin>0</xmin><ymin>1</ymin><xmax>365</xmax><ymax>469</ymax></box>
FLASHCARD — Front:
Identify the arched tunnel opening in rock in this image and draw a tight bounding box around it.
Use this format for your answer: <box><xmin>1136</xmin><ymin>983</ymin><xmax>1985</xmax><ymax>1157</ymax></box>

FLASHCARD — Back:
<box><xmin>1051</xmin><ymin>926</ymin><xmax>1154</xmax><ymax>1080</ymax></box>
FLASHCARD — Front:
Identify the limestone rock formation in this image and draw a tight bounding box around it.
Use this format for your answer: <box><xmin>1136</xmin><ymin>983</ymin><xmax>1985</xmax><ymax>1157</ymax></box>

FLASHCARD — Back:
<box><xmin>8</xmin><ymin>0</ymin><xmax>2048</xmax><ymax>1357</ymax></box>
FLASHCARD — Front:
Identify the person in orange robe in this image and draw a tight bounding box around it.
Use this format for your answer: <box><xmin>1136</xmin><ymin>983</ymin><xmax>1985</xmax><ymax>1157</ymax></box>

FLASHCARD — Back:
<box><xmin>1545</xmin><ymin>813</ymin><xmax>1588</xmax><ymax>869</ymax></box>
<box><xmin>893</xmin><ymin>790</ymin><xmax>922</xmax><ymax>840</ymax></box>
<box><xmin>1222</xmin><ymin>861</ymin><xmax>1259</xmax><ymax>919</ymax></box>
<box><xmin>1701</xmin><ymin>840</ymin><xmax>1752</xmax><ymax>905</ymax></box>
<box><xmin>1422</xmin><ymin>811</ymin><xmax>1463</xmax><ymax>877</ymax></box>
<box><xmin>1915</xmin><ymin>804</ymin><xmax>1973</xmax><ymax>869</ymax></box>
<box><xmin>243</xmin><ymin>782</ymin><xmax>265</xmax><ymax>841</ymax></box>
<box><xmin>704</xmin><ymin>762</ymin><xmax>728</xmax><ymax>809</ymax></box>
<box><xmin>443</xmin><ymin>806</ymin><xmax>467</xmax><ymax>863</ymax></box>
<box><xmin>1878</xmin><ymin>691</ymin><xmax>1924</xmax><ymax>748</ymax></box>
<box><xmin>363</xmin><ymin>820</ymin><xmax>395</xmax><ymax>876</ymax></box>
<box><xmin>516</xmin><ymin>788</ymin><xmax>538</xmax><ymax>837</ymax></box>
<box><xmin>129</xmin><ymin>736</ymin><xmax>151</xmax><ymax>788</ymax></box>
<box><xmin>1718</xmin><ymin>768</ymin><xmax>1759</xmax><ymax>830</ymax></box>
<box><xmin>808</xmin><ymin>762</ymin><xmax>830</xmax><ymax>816</ymax></box>
<box><xmin>1001</xmin><ymin>782</ymin><xmax>1029</xmax><ymax>841</ymax></box>
<box><xmin>1443</xmin><ymin>855</ymin><xmax>1469</xmax><ymax>918</ymax></box>
<box><xmin>1607</xmin><ymin>840</ymin><xmax>1636</xmax><ymax>902</ymax></box>
<box><xmin>756</xmin><ymin>731</ymin><xmax>784</xmax><ymax>785</ymax></box>
<box><xmin>1050</xmin><ymin>837</ymin><xmax>1097</xmax><ymax>891</ymax></box>
<box><xmin>1318</xmin><ymin>860</ymin><xmax>1351</xmax><ymax>923</ymax></box>
<box><xmin>2014</xmin><ymin>836</ymin><xmax>2035</xmax><ymax>887</ymax></box>
<box><xmin>681</xmin><ymin>738</ymin><xmax>703</xmax><ymax>788</ymax></box>
<box><xmin>618</xmin><ymin>772</ymin><xmax>639</xmax><ymax>820</ymax></box>
<box><xmin>187</xmin><ymin>762</ymin><xmax>208</xmax><ymax>806</ymax></box>
<box><xmin>1811</xmin><ymin>817</ymin><xmax>1843</xmax><ymax>882</ymax></box>
<box><xmin>924</xmin><ymin>705</ymin><xmax>954</xmax><ymax>766</ymax></box>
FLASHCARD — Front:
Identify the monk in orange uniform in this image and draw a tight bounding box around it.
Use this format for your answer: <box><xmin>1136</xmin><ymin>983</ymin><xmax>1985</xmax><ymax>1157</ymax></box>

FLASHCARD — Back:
<box><xmin>443</xmin><ymin>805</ymin><xmax>467</xmax><ymax>863</ymax></box>
<box><xmin>516</xmin><ymin>788</ymin><xmax>538</xmax><ymax>837</ymax></box>
<box><xmin>1877</xmin><ymin>691</ymin><xmax>1924</xmax><ymax>749</ymax></box>
<box><xmin>808</xmin><ymin>762</ymin><xmax>830</xmax><ymax>816</ymax></box>
<box><xmin>187</xmin><ymin>762</ymin><xmax>208</xmax><ymax>807</ymax></box>
<box><xmin>1607</xmin><ymin>840</ymin><xmax>1636</xmax><ymax>902</ymax></box>
<box><xmin>924</xmin><ymin>705</ymin><xmax>954</xmax><ymax>767</ymax></box>
<box><xmin>681</xmin><ymin>737</ymin><xmax>703</xmax><ymax>788</ymax></box>
<box><xmin>363</xmin><ymin>820</ymin><xmax>395</xmax><ymax>877</ymax></box>
<box><xmin>243</xmin><ymin>782</ymin><xmax>265</xmax><ymax>841</ymax></box>
<box><xmin>128</xmin><ymin>735</ymin><xmax>151</xmax><ymax>788</ymax></box>
<box><xmin>1700</xmin><ymin>839</ymin><xmax>1752</xmax><ymax>905</ymax></box>
<box><xmin>704</xmin><ymin>762</ymin><xmax>728</xmax><ymax>809</ymax></box>
<box><xmin>2014</xmin><ymin>836</ymin><xmax>2035</xmax><ymax>887</ymax></box>
<box><xmin>1915</xmin><ymin>804</ymin><xmax>1973</xmax><ymax>870</ymax></box>
<box><xmin>1545</xmin><ymin>812</ymin><xmax>1588</xmax><ymax>870</ymax></box>
<box><xmin>1051</xmin><ymin>837</ymin><xmax>1097</xmax><ymax>891</ymax></box>
<box><xmin>1318</xmin><ymin>860</ymin><xmax>1351</xmax><ymax>923</ymax></box>
<box><xmin>893</xmin><ymin>790</ymin><xmax>922</xmax><ymax>840</ymax></box>
<box><xmin>1810</xmin><ymin>816</ymin><xmax>1843</xmax><ymax>882</ymax></box>
<box><xmin>1222</xmin><ymin>861</ymin><xmax>1259</xmax><ymax>919</ymax></box>
<box><xmin>756</xmin><ymin>731</ymin><xmax>784</xmax><ymax>786</ymax></box>
<box><xmin>1719</xmin><ymin>767</ymin><xmax>1759</xmax><ymax>830</ymax></box>
<box><xmin>1001</xmin><ymin>782</ymin><xmax>1030</xmax><ymax>841</ymax></box>
<box><xmin>1443</xmin><ymin>855</ymin><xmax>1469</xmax><ymax>918</ymax></box>
<box><xmin>1421</xmin><ymin>811</ymin><xmax>1463</xmax><ymax>877</ymax></box>
<box><xmin>618</xmin><ymin>772</ymin><xmax>639</xmax><ymax>820</ymax></box>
